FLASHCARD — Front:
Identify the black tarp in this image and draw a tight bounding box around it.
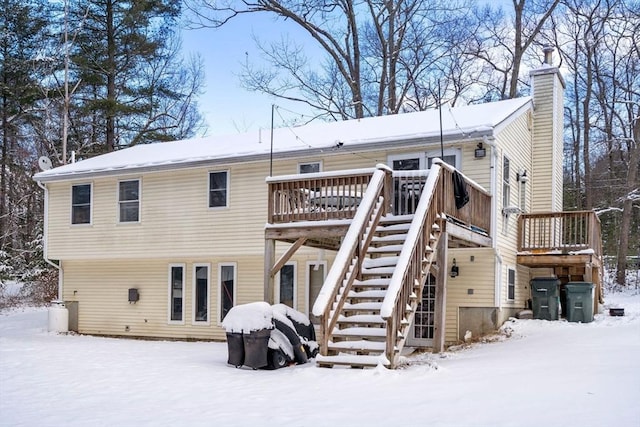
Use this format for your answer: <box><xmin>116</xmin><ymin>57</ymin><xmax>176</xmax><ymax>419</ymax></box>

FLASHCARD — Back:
<box><xmin>452</xmin><ymin>170</ymin><xmax>469</xmax><ymax>209</ymax></box>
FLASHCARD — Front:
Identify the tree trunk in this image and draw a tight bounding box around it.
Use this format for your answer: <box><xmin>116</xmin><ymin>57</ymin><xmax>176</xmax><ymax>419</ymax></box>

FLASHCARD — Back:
<box><xmin>616</xmin><ymin>114</ymin><xmax>640</xmax><ymax>286</ymax></box>
<box><xmin>106</xmin><ymin>0</ymin><xmax>116</xmax><ymax>151</ymax></box>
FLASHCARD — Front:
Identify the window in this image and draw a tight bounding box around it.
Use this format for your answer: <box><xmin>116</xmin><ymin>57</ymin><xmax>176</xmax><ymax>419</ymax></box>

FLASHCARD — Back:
<box><xmin>278</xmin><ymin>263</ymin><xmax>296</xmax><ymax>308</ymax></box>
<box><xmin>219</xmin><ymin>263</ymin><xmax>236</xmax><ymax>322</ymax></box>
<box><xmin>168</xmin><ymin>264</ymin><xmax>185</xmax><ymax>323</ymax></box>
<box><xmin>71</xmin><ymin>184</ymin><xmax>91</xmax><ymax>224</ymax></box>
<box><xmin>388</xmin><ymin>153</ymin><xmax>424</xmax><ymax>171</ymax></box>
<box><xmin>427</xmin><ymin>148</ymin><xmax>460</xmax><ymax>170</ymax></box>
<box><xmin>503</xmin><ymin>156</ymin><xmax>511</xmax><ymax>208</ymax></box>
<box><xmin>299</xmin><ymin>162</ymin><xmax>321</xmax><ymax>174</ymax></box>
<box><xmin>209</xmin><ymin>171</ymin><xmax>228</xmax><ymax>208</ymax></box>
<box><xmin>507</xmin><ymin>268</ymin><xmax>515</xmax><ymax>300</ymax></box>
<box><xmin>118</xmin><ymin>180</ymin><xmax>139</xmax><ymax>222</ymax></box>
<box><xmin>193</xmin><ymin>264</ymin><xmax>210</xmax><ymax>324</ymax></box>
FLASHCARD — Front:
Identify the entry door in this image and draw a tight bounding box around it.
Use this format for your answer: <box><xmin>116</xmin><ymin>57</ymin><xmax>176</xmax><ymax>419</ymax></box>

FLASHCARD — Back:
<box><xmin>307</xmin><ymin>262</ymin><xmax>326</xmax><ymax>324</ymax></box>
<box><xmin>408</xmin><ymin>273</ymin><xmax>436</xmax><ymax>347</ymax></box>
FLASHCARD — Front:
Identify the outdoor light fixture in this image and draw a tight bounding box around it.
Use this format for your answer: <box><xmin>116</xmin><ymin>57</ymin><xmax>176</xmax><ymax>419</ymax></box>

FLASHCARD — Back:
<box><xmin>450</xmin><ymin>258</ymin><xmax>459</xmax><ymax>278</ymax></box>
<box><xmin>474</xmin><ymin>142</ymin><xmax>486</xmax><ymax>158</ymax></box>
<box><xmin>517</xmin><ymin>170</ymin><xmax>529</xmax><ymax>183</ymax></box>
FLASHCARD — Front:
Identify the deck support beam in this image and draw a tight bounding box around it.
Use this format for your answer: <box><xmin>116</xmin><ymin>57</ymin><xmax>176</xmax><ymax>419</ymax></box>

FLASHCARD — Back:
<box><xmin>433</xmin><ymin>230</ymin><xmax>448</xmax><ymax>353</ymax></box>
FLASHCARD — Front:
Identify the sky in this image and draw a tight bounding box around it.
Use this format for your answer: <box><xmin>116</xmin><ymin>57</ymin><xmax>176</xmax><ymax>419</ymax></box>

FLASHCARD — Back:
<box><xmin>179</xmin><ymin>1</ymin><xmax>518</xmax><ymax>138</ymax></box>
<box><xmin>181</xmin><ymin>12</ymin><xmax>319</xmax><ymax>137</ymax></box>
<box><xmin>1</xmin><ymin>287</ymin><xmax>638</xmax><ymax>426</ymax></box>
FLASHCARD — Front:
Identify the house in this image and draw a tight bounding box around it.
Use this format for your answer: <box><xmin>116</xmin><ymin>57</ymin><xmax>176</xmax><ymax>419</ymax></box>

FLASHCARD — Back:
<box><xmin>34</xmin><ymin>51</ymin><xmax>602</xmax><ymax>368</ymax></box>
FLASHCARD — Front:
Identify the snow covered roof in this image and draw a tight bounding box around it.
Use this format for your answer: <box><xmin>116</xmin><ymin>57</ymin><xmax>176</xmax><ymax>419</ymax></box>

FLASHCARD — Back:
<box><xmin>34</xmin><ymin>96</ymin><xmax>531</xmax><ymax>182</ymax></box>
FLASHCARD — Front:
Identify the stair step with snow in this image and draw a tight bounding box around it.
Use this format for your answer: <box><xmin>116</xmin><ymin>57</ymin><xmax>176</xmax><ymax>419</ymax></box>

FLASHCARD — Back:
<box><xmin>370</xmin><ymin>233</ymin><xmax>408</xmax><ymax>245</ymax></box>
<box><xmin>362</xmin><ymin>256</ymin><xmax>399</xmax><ymax>269</ymax></box>
<box><xmin>337</xmin><ymin>314</ymin><xmax>385</xmax><ymax>326</ymax></box>
<box><xmin>316</xmin><ymin>354</ymin><xmax>390</xmax><ymax>369</ymax></box>
<box><xmin>367</xmin><ymin>244</ymin><xmax>404</xmax><ymax>254</ymax></box>
<box><xmin>347</xmin><ymin>289</ymin><xmax>387</xmax><ymax>300</ymax></box>
<box><xmin>361</xmin><ymin>266</ymin><xmax>396</xmax><ymax>276</ymax></box>
<box><xmin>352</xmin><ymin>278</ymin><xmax>390</xmax><ymax>290</ymax></box>
<box><xmin>327</xmin><ymin>339</ymin><xmax>386</xmax><ymax>352</ymax></box>
<box><xmin>332</xmin><ymin>327</ymin><xmax>387</xmax><ymax>340</ymax></box>
<box><xmin>342</xmin><ymin>302</ymin><xmax>383</xmax><ymax>312</ymax></box>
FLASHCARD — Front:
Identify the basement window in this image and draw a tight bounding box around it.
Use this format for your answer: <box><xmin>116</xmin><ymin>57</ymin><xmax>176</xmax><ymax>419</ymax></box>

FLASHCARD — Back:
<box><xmin>169</xmin><ymin>264</ymin><xmax>185</xmax><ymax>323</ymax></box>
<box><xmin>507</xmin><ymin>268</ymin><xmax>516</xmax><ymax>301</ymax></box>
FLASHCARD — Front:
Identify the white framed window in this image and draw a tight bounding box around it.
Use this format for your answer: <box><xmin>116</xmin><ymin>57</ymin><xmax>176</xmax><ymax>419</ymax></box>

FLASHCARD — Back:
<box><xmin>277</xmin><ymin>262</ymin><xmax>297</xmax><ymax>309</ymax></box>
<box><xmin>219</xmin><ymin>263</ymin><xmax>236</xmax><ymax>322</ymax></box>
<box><xmin>71</xmin><ymin>183</ymin><xmax>92</xmax><ymax>225</ymax></box>
<box><xmin>306</xmin><ymin>260</ymin><xmax>326</xmax><ymax>322</ymax></box>
<box><xmin>118</xmin><ymin>179</ymin><xmax>140</xmax><ymax>223</ymax></box>
<box><xmin>193</xmin><ymin>264</ymin><xmax>210</xmax><ymax>324</ymax></box>
<box><xmin>388</xmin><ymin>152</ymin><xmax>425</xmax><ymax>170</ymax></box>
<box><xmin>168</xmin><ymin>264</ymin><xmax>185</xmax><ymax>324</ymax></box>
<box><xmin>209</xmin><ymin>171</ymin><xmax>229</xmax><ymax>208</ymax></box>
<box><xmin>299</xmin><ymin>161</ymin><xmax>322</xmax><ymax>174</ymax></box>
<box><xmin>503</xmin><ymin>156</ymin><xmax>511</xmax><ymax>208</ymax></box>
<box><xmin>427</xmin><ymin>148</ymin><xmax>460</xmax><ymax>170</ymax></box>
<box><xmin>507</xmin><ymin>268</ymin><xmax>516</xmax><ymax>301</ymax></box>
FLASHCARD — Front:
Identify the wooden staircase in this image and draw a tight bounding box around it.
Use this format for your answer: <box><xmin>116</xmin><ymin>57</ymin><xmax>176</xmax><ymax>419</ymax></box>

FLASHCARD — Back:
<box><xmin>318</xmin><ymin>215</ymin><xmax>417</xmax><ymax>368</ymax></box>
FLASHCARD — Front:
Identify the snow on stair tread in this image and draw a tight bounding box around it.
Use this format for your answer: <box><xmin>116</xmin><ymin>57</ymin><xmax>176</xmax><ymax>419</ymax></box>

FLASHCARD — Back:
<box><xmin>380</xmin><ymin>214</ymin><xmax>413</xmax><ymax>223</ymax></box>
<box><xmin>338</xmin><ymin>314</ymin><xmax>385</xmax><ymax>324</ymax></box>
<box><xmin>343</xmin><ymin>302</ymin><xmax>383</xmax><ymax>310</ymax></box>
<box><xmin>371</xmin><ymin>233</ymin><xmax>408</xmax><ymax>242</ymax></box>
<box><xmin>362</xmin><ymin>256</ymin><xmax>399</xmax><ymax>268</ymax></box>
<box><xmin>354</xmin><ymin>278</ymin><xmax>390</xmax><ymax>286</ymax></box>
<box><xmin>316</xmin><ymin>354</ymin><xmax>390</xmax><ymax>367</ymax></box>
<box><xmin>328</xmin><ymin>340</ymin><xmax>386</xmax><ymax>351</ymax></box>
<box><xmin>361</xmin><ymin>266</ymin><xmax>396</xmax><ymax>275</ymax></box>
<box><xmin>348</xmin><ymin>289</ymin><xmax>387</xmax><ymax>298</ymax></box>
<box><xmin>367</xmin><ymin>244</ymin><xmax>404</xmax><ymax>253</ymax></box>
<box><xmin>332</xmin><ymin>327</ymin><xmax>386</xmax><ymax>337</ymax></box>
<box><xmin>377</xmin><ymin>222</ymin><xmax>411</xmax><ymax>232</ymax></box>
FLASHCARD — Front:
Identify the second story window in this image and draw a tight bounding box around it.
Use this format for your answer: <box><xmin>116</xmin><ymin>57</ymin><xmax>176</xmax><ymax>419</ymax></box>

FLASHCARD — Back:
<box><xmin>299</xmin><ymin>162</ymin><xmax>321</xmax><ymax>174</ymax></box>
<box><xmin>503</xmin><ymin>156</ymin><xmax>511</xmax><ymax>208</ymax></box>
<box><xmin>119</xmin><ymin>180</ymin><xmax>140</xmax><ymax>222</ymax></box>
<box><xmin>209</xmin><ymin>171</ymin><xmax>228</xmax><ymax>208</ymax></box>
<box><xmin>71</xmin><ymin>184</ymin><xmax>91</xmax><ymax>225</ymax></box>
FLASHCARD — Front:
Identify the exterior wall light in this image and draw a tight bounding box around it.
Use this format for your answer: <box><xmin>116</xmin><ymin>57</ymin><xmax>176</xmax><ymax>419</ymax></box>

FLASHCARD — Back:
<box><xmin>474</xmin><ymin>142</ymin><xmax>486</xmax><ymax>158</ymax></box>
<box><xmin>450</xmin><ymin>258</ymin><xmax>459</xmax><ymax>278</ymax></box>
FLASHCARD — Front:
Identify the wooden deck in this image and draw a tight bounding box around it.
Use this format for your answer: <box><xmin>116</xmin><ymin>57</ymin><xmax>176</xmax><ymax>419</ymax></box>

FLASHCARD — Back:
<box><xmin>517</xmin><ymin>211</ymin><xmax>604</xmax><ymax>303</ymax></box>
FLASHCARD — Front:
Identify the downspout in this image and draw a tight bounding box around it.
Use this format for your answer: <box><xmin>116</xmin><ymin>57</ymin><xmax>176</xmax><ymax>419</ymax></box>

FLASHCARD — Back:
<box><xmin>37</xmin><ymin>181</ymin><xmax>63</xmax><ymax>301</ymax></box>
<box><xmin>483</xmin><ymin>135</ymin><xmax>502</xmax><ymax>308</ymax></box>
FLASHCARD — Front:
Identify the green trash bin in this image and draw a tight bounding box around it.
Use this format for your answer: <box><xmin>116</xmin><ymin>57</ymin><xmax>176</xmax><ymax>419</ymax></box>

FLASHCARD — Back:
<box><xmin>530</xmin><ymin>277</ymin><xmax>560</xmax><ymax>320</ymax></box>
<box><xmin>565</xmin><ymin>282</ymin><xmax>594</xmax><ymax>323</ymax></box>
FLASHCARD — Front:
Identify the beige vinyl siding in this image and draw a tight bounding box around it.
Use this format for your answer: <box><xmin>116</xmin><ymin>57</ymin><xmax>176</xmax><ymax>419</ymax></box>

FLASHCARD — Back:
<box><xmin>531</xmin><ymin>69</ymin><xmax>564</xmax><ymax>212</ymax></box>
<box><xmin>444</xmin><ymin>248</ymin><xmax>496</xmax><ymax>344</ymax></box>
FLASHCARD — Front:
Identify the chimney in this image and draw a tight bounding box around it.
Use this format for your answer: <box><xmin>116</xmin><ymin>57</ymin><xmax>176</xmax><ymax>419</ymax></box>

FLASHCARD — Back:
<box><xmin>543</xmin><ymin>45</ymin><xmax>554</xmax><ymax>65</ymax></box>
<box><xmin>529</xmin><ymin>46</ymin><xmax>565</xmax><ymax>212</ymax></box>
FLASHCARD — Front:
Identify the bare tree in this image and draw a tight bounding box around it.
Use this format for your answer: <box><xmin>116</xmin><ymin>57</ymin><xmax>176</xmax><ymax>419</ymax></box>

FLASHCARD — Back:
<box><xmin>187</xmin><ymin>0</ymin><xmax>477</xmax><ymax>120</ymax></box>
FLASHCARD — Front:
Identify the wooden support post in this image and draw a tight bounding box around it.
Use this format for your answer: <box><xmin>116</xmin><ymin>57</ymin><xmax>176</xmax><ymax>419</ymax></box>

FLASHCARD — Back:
<box><xmin>433</xmin><ymin>231</ymin><xmax>447</xmax><ymax>353</ymax></box>
<box><xmin>264</xmin><ymin>239</ymin><xmax>275</xmax><ymax>304</ymax></box>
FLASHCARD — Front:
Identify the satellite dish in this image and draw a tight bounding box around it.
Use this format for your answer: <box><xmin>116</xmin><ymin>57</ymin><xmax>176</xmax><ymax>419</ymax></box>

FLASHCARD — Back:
<box><xmin>38</xmin><ymin>156</ymin><xmax>53</xmax><ymax>171</ymax></box>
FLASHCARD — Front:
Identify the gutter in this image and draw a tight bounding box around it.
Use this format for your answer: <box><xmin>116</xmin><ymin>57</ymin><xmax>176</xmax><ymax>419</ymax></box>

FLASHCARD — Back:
<box><xmin>36</xmin><ymin>181</ymin><xmax>63</xmax><ymax>301</ymax></box>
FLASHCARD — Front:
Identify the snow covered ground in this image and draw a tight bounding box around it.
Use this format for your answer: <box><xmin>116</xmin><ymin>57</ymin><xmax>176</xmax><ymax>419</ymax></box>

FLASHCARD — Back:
<box><xmin>1</xmin><ymin>289</ymin><xmax>639</xmax><ymax>427</ymax></box>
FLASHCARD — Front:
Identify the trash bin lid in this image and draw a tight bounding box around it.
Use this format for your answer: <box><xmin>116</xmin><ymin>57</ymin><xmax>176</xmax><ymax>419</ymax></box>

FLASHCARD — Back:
<box><xmin>565</xmin><ymin>282</ymin><xmax>594</xmax><ymax>292</ymax></box>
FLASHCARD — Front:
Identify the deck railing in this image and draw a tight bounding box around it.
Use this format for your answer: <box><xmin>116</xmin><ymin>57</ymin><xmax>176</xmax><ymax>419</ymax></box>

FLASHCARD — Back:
<box><xmin>517</xmin><ymin>211</ymin><xmax>602</xmax><ymax>256</ymax></box>
<box><xmin>266</xmin><ymin>168</ymin><xmax>377</xmax><ymax>223</ymax></box>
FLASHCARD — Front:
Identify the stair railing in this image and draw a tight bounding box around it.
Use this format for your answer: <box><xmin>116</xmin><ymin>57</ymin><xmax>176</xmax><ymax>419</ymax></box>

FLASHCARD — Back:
<box><xmin>312</xmin><ymin>165</ymin><xmax>392</xmax><ymax>355</ymax></box>
<box><xmin>380</xmin><ymin>162</ymin><xmax>445</xmax><ymax>368</ymax></box>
